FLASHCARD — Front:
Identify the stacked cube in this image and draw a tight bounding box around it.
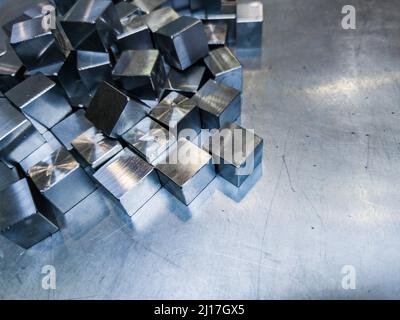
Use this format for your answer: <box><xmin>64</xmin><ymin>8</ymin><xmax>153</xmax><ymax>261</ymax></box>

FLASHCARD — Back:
<box><xmin>0</xmin><ymin>0</ymin><xmax>264</xmax><ymax>249</ymax></box>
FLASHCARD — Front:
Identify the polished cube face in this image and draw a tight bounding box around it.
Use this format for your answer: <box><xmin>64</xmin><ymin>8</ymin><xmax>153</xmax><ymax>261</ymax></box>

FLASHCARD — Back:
<box><xmin>145</xmin><ymin>7</ymin><xmax>180</xmax><ymax>33</ymax></box>
<box><xmin>71</xmin><ymin>127</ymin><xmax>123</xmax><ymax>170</ymax></box>
<box><xmin>204</xmin><ymin>46</ymin><xmax>242</xmax><ymax>91</ymax></box>
<box><xmin>5</xmin><ymin>74</ymin><xmax>72</xmax><ymax>130</ymax></box>
<box><xmin>150</xmin><ymin>92</ymin><xmax>201</xmax><ymax>139</ymax></box>
<box><xmin>86</xmin><ymin>82</ymin><xmax>149</xmax><ymax>138</ymax></box>
<box><xmin>77</xmin><ymin>51</ymin><xmax>112</xmax><ymax>93</ymax></box>
<box><xmin>28</xmin><ymin>147</ymin><xmax>96</xmax><ymax>213</ymax></box>
<box><xmin>203</xmin><ymin>22</ymin><xmax>228</xmax><ymax>47</ymax></box>
<box><xmin>115</xmin><ymin>1</ymin><xmax>141</xmax><ymax>26</ymax></box>
<box><xmin>236</xmin><ymin>1</ymin><xmax>263</xmax><ymax>48</ymax></box>
<box><xmin>133</xmin><ymin>0</ymin><xmax>167</xmax><ymax>14</ymax></box>
<box><xmin>0</xmin><ymin>161</ymin><xmax>20</xmax><ymax>192</ymax></box>
<box><xmin>155</xmin><ymin>16</ymin><xmax>209</xmax><ymax>70</ymax></box>
<box><xmin>206</xmin><ymin>13</ymin><xmax>236</xmax><ymax>45</ymax></box>
<box><xmin>61</xmin><ymin>0</ymin><xmax>122</xmax><ymax>52</ymax></box>
<box><xmin>0</xmin><ymin>99</ymin><xmax>45</xmax><ymax>166</ymax></box>
<box><xmin>203</xmin><ymin>122</ymin><xmax>263</xmax><ymax>187</ymax></box>
<box><xmin>156</xmin><ymin>138</ymin><xmax>216</xmax><ymax>205</ymax></box>
<box><xmin>93</xmin><ymin>148</ymin><xmax>161</xmax><ymax>216</ymax></box>
<box><xmin>164</xmin><ymin>65</ymin><xmax>206</xmax><ymax>95</ymax></box>
<box><xmin>191</xmin><ymin>79</ymin><xmax>241</xmax><ymax>129</ymax></box>
<box><xmin>0</xmin><ymin>47</ymin><xmax>24</xmax><ymax>92</ymax></box>
<box><xmin>0</xmin><ymin>179</ymin><xmax>59</xmax><ymax>249</ymax></box>
<box><xmin>112</xmin><ymin>50</ymin><xmax>166</xmax><ymax>102</ymax></box>
<box><xmin>116</xmin><ymin>15</ymin><xmax>153</xmax><ymax>51</ymax></box>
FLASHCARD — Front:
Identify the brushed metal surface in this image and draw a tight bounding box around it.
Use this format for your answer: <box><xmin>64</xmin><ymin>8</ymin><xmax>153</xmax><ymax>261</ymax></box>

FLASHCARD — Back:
<box><xmin>0</xmin><ymin>44</ymin><xmax>23</xmax><ymax>92</ymax></box>
<box><xmin>204</xmin><ymin>22</ymin><xmax>228</xmax><ymax>47</ymax></box>
<box><xmin>164</xmin><ymin>65</ymin><xmax>206</xmax><ymax>95</ymax></box>
<box><xmin>145</xmin><ymin>7</ymin><xmax>180</xmax><ymax>33</ymax></box>
<box><xmin>133</xmin><ymin>0</ymin><xmax>167</xmax><ymax>14</ymax></box>
<box><xmin>116</xmin><ymin>15</ymin><xmax>153</xmax><ymax>51</ymax></box>
<box><xmin>236</xmin><ymin>1</ymin><xmax>263</xmax><ymax>48</ymax></box>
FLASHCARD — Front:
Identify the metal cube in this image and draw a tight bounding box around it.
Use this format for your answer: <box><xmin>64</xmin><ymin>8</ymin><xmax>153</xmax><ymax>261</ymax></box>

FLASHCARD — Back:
<box><xmin>0</xmin><ymin>178</ymin><xmax>59</xmax><ymax>249</ymax></box>
<box><xmin>0</xmin><ymin>161</ymin><xmax>20</xmax><ymax>192</ymax></box>
<box><xmin>156</xmin><ymin>137</ymin><xmax>216</xmax><ymax>205</ymax></box>
<box><xmin>61</xmin><ymin>0</ymin><xmax>122</xmax><ymax>52</ymax></box>
<box><xmin>133</xmin><ymin>0</ymin><xmax>167</xmax><ymax>14</ymax></box>
<box><xmin>155</xmin><ymin>16</ymin><xmax>209</xmax><ymax>70</ymax></box>
<box><xmin>0</xmin><ymin>99</ymin><xmax>45</xmax><ymax>166</ymax></box>
<box><xmin>206</xmin><ymin>13</ymin><xmax>236</xmax><ymax>45</ymax></box>
<box><xmin>93</xmin><ymin>148</ymin><xmax>161</xmax><ymax>216</ymax></box>
<box><xmin>163</xmin><ymin>65</ymin><xmax>206</xmax><ymax>95</ymax></box>
<box><xmin>145</xmin><ymin>7</ymin><xmax>180</xmax><ymax>33</ymax></box>
<box><xmin>236</xmin><ymin>1</ymin><xmax>263</xmax><ymax>48</ymax></box>
<box><xmin>112</xmin><ymin>50</ymin><xmax>166</xmax><ymax>102</ymax></box>
<box><xmin>86</xmin><ymin>81</ymin><xmax>149</xmax><ymax>138</ymax></box>
<box><xmin>0</xmin><ymin>46</ymin><xmax>24</xmax><ymax>92</ymax></box>
<box><xmin>71</xmin><ymin>127</ymin><xmax>123</xmax><ymax>170</ymax></box>
<box><xmin>29</xmin><ymin>147</ymin><xmax>96</xmax><ymax>213</ymax></box>
<box><xmin>204</xmin><ymin>46</ymin><xmax>242</xmax><ymax>91</ymax></box>
<box><xmin>204</xmin><ymin>22</ymin><xmax>228</xmax><ymax>47</ymax></box>
<box><xmin>5</xmin><ymin>74</ymin><xmax>72</xmax><ymax>130</ymax></box>
<box><xmin>116</xmin><ymin>15</ymin><xmax>153</xmax><ymax>52</ymax></box>
<box><xmin>10</xmin><ymin>17</ymin><xmax>69</xmax><ymax>69</ymax></box>
<box><xmin>115</xmin><ymin>1</ymin><xmax>141</xmax><ymax>26</ymax></box>
<box><xmin>122</xmin><ymin>117</ymin><xmax>176</xmax><ymax>164</ymax></box>
<box><xmin>150</xmin><ymin>92</ymin><xmax>201</xmax><ymax>139</ymax></box>
<box><xmin>191</xmin><ymin>79</ymin><xmax>241</xmax><ymax>129</ymax></box>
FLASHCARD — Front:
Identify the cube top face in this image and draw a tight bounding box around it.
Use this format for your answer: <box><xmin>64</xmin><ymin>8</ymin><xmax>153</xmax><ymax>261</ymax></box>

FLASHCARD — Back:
<box><xmin>0</xmin><ymin>179</ymin><xmax>36</xmax><ymax>231</ymax></box>
<box><xmin>113</xmin><ymin>50</ymin><xmax>160</xmax><ymax>77</ymax></box>
<box><xmin>156</xmin><ymin>138</ymin><xmax>212</xmax><ymax>187</ymax></box>
<box><xmin>204</xmin><ymin>22</ymin><xmax>228</xmax><ymax>46</ymax></box>
<box><xmin>71</xmin><ymin>127</ymin><xmax>122</xmax><ymax>169</ymax></box>
<box><xmin>5</xmin><ymin>74</ymin><xmax>55</xmax><ymax>108</ymax></box>
<box><xmin>29</xmin><ymin>147</ymin><xmax>80</xmax><ymax>192</ymax></box>
<box><xmin>150</xmin><ymin>92</ymin><xmax>196</xmax><ymax>126</ymax></box>
<box><xmin>118</xmin><ymin>15</ymin><xmax>148</xmax><ymax>38</ymax></box>
<box><xmin>191</xmin><ymin>79</ymin><xmax>240</xmax><ymax>116</ymax></box>
<box><xmin>204</xmin><ymin>46</ymin><xmax>241</xmax><ymax>77</ymax></box>
<box><xmin>204</xmin><ymin>122</ymin><xmax>263</xmax><ymax>168</ymax></box>
<box><xmin>10</xmin><ymin>17</ymin><xmax>52</xmax><ymax>44</ymax></box>
<box><xmin>77</xmin><ymin>51</ymin><xmax>111</xmax><ymax>71</ymax></box>
<box><xmin>158</xmin><ymin>16</ymin><xmax>201</xmax><ymax>38</ymax></box>
<box><xmin>94</xmin><ymin>148</ymin><xmax>154</xmax><ymax>200</ymax></box>
<box><xmin>164</xmin><ymin>65</ymin><xmax>205</xmax><ymax>93</ymax></box>
<box><xmin>237</xmin><ymin>1</ymin><xmax>263</xmax><ymax>23</ymax></box>
<box><xmin>0</xmin><ymin>99</ymin><xmax>28</xmax><ymax>142</ymax></box>
<box><xmin>63</xmin><ymin>0</ymin><xmax>112</xmax><ymax>24</ymax></box>
<box><xmin>122</xmin><ymin>117</ymin><xmax>176</xmax><ymax>164</ymax></box>
<box><xmin>133</xmin><ymin>0</ymin><xmax>167</xmax><ymax>14</ymax></box>
<box><xmin>145</xmin><ymin>7</ymin><xmax>180</xmax><ymax>33</ymax></box>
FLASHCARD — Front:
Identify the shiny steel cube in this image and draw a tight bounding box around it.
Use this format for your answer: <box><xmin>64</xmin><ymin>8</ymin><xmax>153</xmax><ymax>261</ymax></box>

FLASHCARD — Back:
<box><xmin>112</xmin><ymin>50</ymin><xmax>166</xmax><ymax>102</ymax></box>
<box><xmin>206</xmin><ymin>13</ymin><xmax>236</xmax><ymax>45</ymax></box>
<box><xmin>0</xmin><ymin>46</ymin><xmax>24</xmax><ymax>92</ymax></box>
<box><xmin>145</xmin><ymin>7</ymin><xmax>180</xmax><ymax>33</ymax></box>
<box><xmin>116</xmin><ymin>15</ymin><xmax>153</xmax><ymax>51</ymax></box>
<box><xmin>122</xmin><ymin>117</ymin><xmax>176</xmax><ymax>164</ymax></box>
<box><xmin>77</xmin><ymin>51</ymin><xmax>112</xmax><ymax>93</ymax></box>
<box><xmin>163</xmin><ymin>65</ymin><xmax>206</xmax><ymax>95</ymax></box>
<box><xmin>5</xmin><ymin>74</ymin><xmax>72</xmax><ymax>130</ymax></box>
<box><xmin>86</xmin><ymin>81</ymin><xmax>149</xmax><ymax>138</ymax></box>
<box><xmin>71</xmin><ymin>127</ymin><xmax>123</xmax><ymax>170</ymax></box>
<box><xmin>29</xmin><ymin>147</ymin><xmax>96</xmax><ymax>213</ymax></box>
<box><xmin>156</xmin><ymin>138</ymin><xmax>216</xmax><ymax>205</ymax></box>
<box><xmin>236</xmin><ymin>1</ymin><xmax>263</xmax><ymax>48</ymax></box>
<box><xmin>93</xmin><ymin>148</ymin><xmax>161</xmax><ymax>216</ymax></box>
<box><xmin>115</xmin><ymin>1</ymin><xmax>141</xmax><ymax>26</ymax></box>
<box><xmin>0</xmin><ymin>178</ymin><xmax>59</xmax><ymax>249</ymax></box>
<box><xmin>61</xmin><ymin>0</ymin><xmax>122</xmax><ymax>53</ymax></box>
<box><xmin>204</xmin><ymin>46</ymin><xmax>242</xmax><ymax>91</ymax></box>
<box><xmin>150</xmin><ymin>92</ymin><xmax>201</xmax><ymax>139</ymax></box>
<box><xmin>0</xmin><ymin>161</ymin><xmax>20</xmax><ymax>192</ymax></box>
<box><xmin>204</xmin><ymin>122</ymin><xmax>263</xmax><ymax>187</ymax></box>
<box><xmin>133</xmin><ymin>0</ymin><xmax>167</xmax><ymax>14</ymax></box>
<box><xmin>204</xmin><ymin>22</ymin><xmax>228</xmax><ymax>47</ymax></box>
<box><xmin>155</xmin><ymin>16</ymin><xmax>209</xmax><ymax>70</ymax></box>
<box><xmin>191</xmin><ymin>79</ymin><xmax>241</xmax><ymax>129</ymax></box>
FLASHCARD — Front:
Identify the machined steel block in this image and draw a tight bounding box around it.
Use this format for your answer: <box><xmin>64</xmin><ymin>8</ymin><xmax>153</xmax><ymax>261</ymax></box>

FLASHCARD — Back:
<box><xmin>122</xmin><ymin>117</ymin><xmax>176</xmax><ymax>164</ymax></box>
<box><xmin>5</xmin><ymin>74</ymin><xmax>72</xmax><ymax>130</ymax></box>
<box><xmin>163</xmin><ymin>65</ymin><xmax>206</xmax><ymax>95</ymax></box>
<box><xmin>204</xmin><ymin>22</ymin><xmax>228</xmax><ymax>47</ymax></box>
<box><xmin>71</xmin><ymin>127</ymin><xmax>123</xmax><ymax>170</ymax></box>
<box><xmin>204</xmin><ymin>122</ymin><xmax>263</xmax><ymax>187</ymax></box>
<box><xmin>115</xmin><ymin>1</ymin><xmax>141</xmax><ymax>26</ymax></box>
<box><xmin>133</xmin><ymin>0</ymin><xmax>167</xmax><ymax>14</ymax></box>
<box><xmin>112</xmin><ymin>50</ymin><xmax>166</xmax><ymax>102</ymax></box>
<box><xmin>28</xmin><ymin>147</ymin><xmax>96</xmax><ymax>213</ymax></box>
<box><xmin>206</xmin><ymin>13</ymin><xmax>236</xmax><ymax>45</ymax></box>
<box><xmin>24</xmin><ymin>61</ymin><xmax>64</xmax><ymax>81</ymax></box>
<box><xmin>150</xmin><ymin>92</ymin><xmax>201</xmax><ymax>139</ymax></box>
<box><xmin>93</xmin><ymin>148</ymin><xmax>161</xmax><ymax>216</ymax></box>
<box><xmin>77</xmin><ymin>51</ymin><xmax>113</xmax><ymax>94</ymax></box>
<box><xmin>236</xmin><ymin>1</ymin><xmax>263</xmax><ymax>48</ymax></box>
<box><xmin>0</xmin><ymin>46</ymin><xmax>24</xmax><ymax>92</ymax></box>
<box><xmin>116</xmin><ymin>15</ymin><xmax>153</xmax><ymax>52</ymax></box>
<box><xmin>204</xmin><ymin>46</ymin><xmax>242</xmax><ymax>91</ymax></box>
<box><xmin>145</xmin><ymin>7</ymin><xmax>180</xmax><ymax>33</ymax></box>
<box><xmin>156</xmin><ymin>137</ymin><xmax>216</xmax><ymax>205</ymax></box>
<box><xmin>61</xmin><ymin>0</ymin><xmax>122</xmax><ymax>53</ymax></box>
<box><xmin>10</xmin><ymin>17</ymin><xmax>69</xmax><ymax>69</ymax></box>
<box><xmin>86</xmin><ymin>81</ymin><xmax>149</xmax><ymax>138</ymax></box>
<box><xmin>0</xmin><ymin>178</ymin><xmax>59</xmax><ymax>249</ymax></box>
<box><xmin>155</xmin><ymin>16</ymin><xmax>209</xmax><ymax>70</ymax></box>
<box><xmin>0</xmin><ymin>99</ymin><xmax>45</xmax><ymax>166</ymax></box>
<box><xmin>191</xmin><ymin>79</ymin><xmax>241</xmax><ymax>129</ymax></box>
<box><xmin>51</xmin><ymin>110</ymin><xmax>93</xmax><ymax>151</ymax></box>
<box><xmin>0</xmin><ymin>161</ymin><xmax>20</xmax><ymax>192</ymax></box>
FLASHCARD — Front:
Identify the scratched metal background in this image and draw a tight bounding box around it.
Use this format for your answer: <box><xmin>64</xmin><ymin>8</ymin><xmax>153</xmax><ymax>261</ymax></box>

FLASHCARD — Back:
<box><xmin>1</xmin><ymin>0</ymin><xmax>400</xmax><ymax>299</ymax></box>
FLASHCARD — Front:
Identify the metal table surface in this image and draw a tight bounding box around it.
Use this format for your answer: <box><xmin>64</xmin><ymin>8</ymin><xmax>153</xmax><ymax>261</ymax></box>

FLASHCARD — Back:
<box><xmin>1</xmin><ymin>0</ymin><xmax>400</xmax><ymax>299</ymax></box>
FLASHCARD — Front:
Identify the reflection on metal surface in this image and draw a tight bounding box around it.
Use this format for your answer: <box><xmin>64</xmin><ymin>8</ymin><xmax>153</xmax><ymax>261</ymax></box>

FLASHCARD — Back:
<box><xmin>236</xmin><ymin>1</ymin><xmax>263</xmax><ymax>48</ymax></box>
<box><xmin>156</xmin><ymin>137</ymin><xmax>216</xmax><ymax>205</ymax></box>
<box><xmin>133</xmin><ymin>0</ymin><xmax>167</xmax><ymax>14</ymax></box>
<box><xmin>29</xmin><ymin>147</ymin><xmax>96</xmax><ymax>213</ymax></box>
<box><xmin>206</xmin><ymin>13</ymin><xmax>236</xmax><ymax>45</ymax></box>
<box><xmin>115</xmin><ymin>1</ymin><xmax>140</xmax><ymax>26</ymax></box>
<box><xmin>0</xmin><ymin>161</ymin><xmax>20</xmax><ymax>192</ymax></box>
<box><xmin>93</xmin><ymin>148</ymin><xmax>161</xmax><ymax>216</ymax></box>
<box><xmin>0</xmin><ymin>45</ymin><xmax>24</xmax><ymax>92</ymax></box>
<box><xmin>122</xmin><ymin>117</ymin><xmax>176</xmax><ymax>164</ymax></box>
<box><xmin>116</xmin><ymin>15</ymin><xmax>153</xmax><ymax>51</ymax></box>
<box><xmin>145</xmin><ymin>7</ymin><xmax>180</xmax><ymax>33</ymax></box>
<box><xmin>164</xmin><ymin>65</ymin><xmax>206</xmax><ymax>95</ymax></box>
<box><xmin>191</xmin><ymin>79</ymin><xmax>241</xmax><ymax>129</ymax></box>
<box><xmin>204</xmin><ymin>22</ymin><xmax>228</xmax><ymax>47</ymax></box>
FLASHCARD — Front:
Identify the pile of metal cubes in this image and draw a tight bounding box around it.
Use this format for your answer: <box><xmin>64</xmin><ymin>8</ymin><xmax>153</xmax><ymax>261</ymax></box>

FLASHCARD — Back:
<box><xmin>0</xmin><ymin>0</ymin><xmax>264</xmax><ymax>249</ymax></box>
